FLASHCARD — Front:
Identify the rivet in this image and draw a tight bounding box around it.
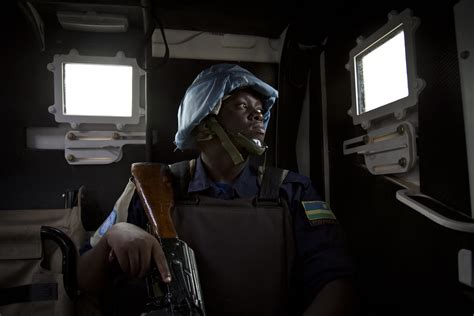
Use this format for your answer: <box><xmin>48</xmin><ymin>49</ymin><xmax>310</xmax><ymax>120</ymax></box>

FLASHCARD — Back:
<box><xmin>397</xmin><ymin>125</ymin><xmax>405</xmax><ymax>135</ymax></box>
<box><xmin>460</xmin><ymin>51</ymin><xmax>470</xmax><ymax>59</ymax></box>
<box><xmin>398</xmin><ymin>157</ymin><xmax>407</xmax><ymax>168</ymax></box>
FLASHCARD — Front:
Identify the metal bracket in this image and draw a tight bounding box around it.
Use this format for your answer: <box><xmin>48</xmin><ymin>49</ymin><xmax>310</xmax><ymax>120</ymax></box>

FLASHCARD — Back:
<box><xmin>343</xmin><ymin>121</ymin><xmax>416</xmax><ymax>175</ymax></box>
<box><xmin>64</xmin><ymin>131</ymin><xmax>145</xmax><ymax>165</ymax></box>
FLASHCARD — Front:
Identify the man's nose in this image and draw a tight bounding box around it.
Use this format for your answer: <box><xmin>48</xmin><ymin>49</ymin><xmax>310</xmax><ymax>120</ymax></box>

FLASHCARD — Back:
<box><xmin>250</xmin><ymin>109</ymin><xmax>263</xmax><ymax>121</ymax></box>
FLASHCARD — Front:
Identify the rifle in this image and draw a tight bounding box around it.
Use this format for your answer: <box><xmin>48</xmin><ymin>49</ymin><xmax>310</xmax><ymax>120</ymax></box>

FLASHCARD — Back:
<box><xmin>131</xmin><ymin>163</ymin><xmax>206</xmax><ymax>316</ymax></box>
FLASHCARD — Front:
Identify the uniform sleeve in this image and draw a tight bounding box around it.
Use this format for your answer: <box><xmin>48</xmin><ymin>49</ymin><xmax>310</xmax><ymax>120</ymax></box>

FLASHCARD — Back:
<box><xmin>281</xmin><ymin>172</ymin><xmax>356</xmax><ymax>308</ymax></box>
<box><xmin>80</xmin><ymin>181</ymin><xmax>150</xmax><ymax>255</ymax></box>
<box><xmin>126</xmin><ymin>191</ymin><xmax>149</xmax><ymax>229</ymax></box>
<box><xmin>83</xmin><ymin>179</ymin><xmax>137</xmax><ymax>250</ymax></box>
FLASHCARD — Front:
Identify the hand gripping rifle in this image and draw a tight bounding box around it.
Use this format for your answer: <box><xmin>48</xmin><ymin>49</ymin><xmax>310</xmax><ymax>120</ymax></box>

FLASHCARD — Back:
<box><xmin>131</xmin><ymin>163</ymin><xmax>206</xmax><ymax>316</ymax></box>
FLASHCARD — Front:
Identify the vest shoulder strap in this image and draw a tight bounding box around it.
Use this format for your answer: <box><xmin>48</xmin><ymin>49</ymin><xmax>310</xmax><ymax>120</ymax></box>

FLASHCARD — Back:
<box><xmin>258</xmin><ymin>166</ymin><xmax>289</xmax><ymax>201</ymax></box>
<box><xmin>169</xmin><ymin>159</ymin><xmax>196</xmax><ymax>200</ymax></box>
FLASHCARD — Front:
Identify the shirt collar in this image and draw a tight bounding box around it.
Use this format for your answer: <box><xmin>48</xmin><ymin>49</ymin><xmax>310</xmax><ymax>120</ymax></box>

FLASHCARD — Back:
<box><xmin>188</xmin><ymin>156</ymin><xmax>258</xmax><ymax>198</ymax></box>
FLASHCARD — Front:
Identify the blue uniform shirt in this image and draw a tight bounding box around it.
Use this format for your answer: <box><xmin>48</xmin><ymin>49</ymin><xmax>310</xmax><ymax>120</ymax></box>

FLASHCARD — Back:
<box><xmin>126</xmin><ymin>157</ymin><xmax>355</xmax><ymax>311</ymax></box>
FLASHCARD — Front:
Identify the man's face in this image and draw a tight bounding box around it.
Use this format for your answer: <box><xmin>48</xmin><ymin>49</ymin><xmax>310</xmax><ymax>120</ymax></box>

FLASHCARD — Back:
<box><xmin>216</xmin><ymin>88</ymin><xmax>266</xmax><ymax>142</ymax></box>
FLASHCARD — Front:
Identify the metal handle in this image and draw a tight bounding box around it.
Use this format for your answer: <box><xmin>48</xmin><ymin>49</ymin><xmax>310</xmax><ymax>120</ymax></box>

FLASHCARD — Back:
<box><xmin>41</xmin><ymin>226</ymin><xmax>78</xmax><ymax>299</ymax></box>
<box><xmin>396</xmin><ymin>189</ymin><xmax>474</xmax><ymax>233</ymax></box>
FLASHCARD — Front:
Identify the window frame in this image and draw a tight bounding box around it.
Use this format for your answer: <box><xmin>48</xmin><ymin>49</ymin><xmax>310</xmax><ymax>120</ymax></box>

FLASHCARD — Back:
<box><xmin>48</xmin><ymin>49</ymin><xmax>144</xmax><ymax>129</ymax></box>
<box><xmin>347</xmin><ymin>9</ymin><xmax>424</xmax><ymax>129</ymax></box>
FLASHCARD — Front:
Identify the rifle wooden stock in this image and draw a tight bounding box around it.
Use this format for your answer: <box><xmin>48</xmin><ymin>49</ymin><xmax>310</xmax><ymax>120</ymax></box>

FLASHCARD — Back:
<box><xmin>131</xmin><ymin>163</ymin><xmax>178</xmax><ymax>239</ymax></box>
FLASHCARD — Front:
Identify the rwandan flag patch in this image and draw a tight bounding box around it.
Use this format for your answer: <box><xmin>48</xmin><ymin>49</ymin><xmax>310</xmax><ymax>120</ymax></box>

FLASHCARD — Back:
<box><xmin>302</xmin><ymin>201</ymin><xmax>337</xmax><ymax>226</ymax></box>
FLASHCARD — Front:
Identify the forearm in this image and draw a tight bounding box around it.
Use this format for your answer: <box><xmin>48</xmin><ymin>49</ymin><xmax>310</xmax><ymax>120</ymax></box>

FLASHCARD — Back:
<box><xmin>77</xmin><ymin>222</ymin><xmax>171</xmax><ymax>291</ymax></box>
<box><xmin>77</xmin><ymin>235</ymin><xmax>112</xmax><ymax>291</ymax></box>
<box><xmin>303</xmin><ymin>279</ymin><xmax>355</xmax><ymax>316</ymax></box>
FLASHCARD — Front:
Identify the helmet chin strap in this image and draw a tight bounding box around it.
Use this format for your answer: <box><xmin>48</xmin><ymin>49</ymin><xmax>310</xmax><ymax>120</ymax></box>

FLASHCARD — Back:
<box><xmin>205</xmin><ymin>117</ymin><xmax>245</xmax><ymax>165</ymax></box>
<box><xmin>205</xmin><ymin>117</ymin><xmax>268</xmax><ymax>166</ymax></box>
<box><xmin>229</xmin><ymin>132</ymin><xmax>268</xmax><ymax>156</ymax></box>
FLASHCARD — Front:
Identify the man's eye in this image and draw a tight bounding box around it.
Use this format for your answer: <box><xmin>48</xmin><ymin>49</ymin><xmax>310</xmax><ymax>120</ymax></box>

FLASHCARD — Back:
<box><xmin>238</xmin><ymin>103</ymin><xmax>247</xmax><ymax>109</ymax></box>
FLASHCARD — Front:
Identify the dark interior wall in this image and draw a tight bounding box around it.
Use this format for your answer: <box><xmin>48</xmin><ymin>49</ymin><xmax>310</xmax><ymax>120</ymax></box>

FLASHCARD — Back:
<box><xmin>415</xmin><ymin>3</ymin><xmax>470</xmax><ymax>215</ymax></box>
<box><xmin>0</xmin><ymin>5</ymin><xmax>145</xmax><ymax>230</ymax></box>
<box><xmin>318</xmin><ymin>1</ymin><xmax>474</xmax><ymax>315</ymax></box>
<box><xmin>276</xmin><ymin>30</ymin><xmax>310</xmax><ymax>171</ymax></box>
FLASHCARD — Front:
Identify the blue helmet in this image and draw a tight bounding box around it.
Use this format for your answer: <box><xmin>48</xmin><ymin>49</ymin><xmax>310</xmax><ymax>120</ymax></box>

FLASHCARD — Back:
<box><xmin>174</xmin><ymin>63</ymin><xmax>278</xmax><ymax>150</ymax></box>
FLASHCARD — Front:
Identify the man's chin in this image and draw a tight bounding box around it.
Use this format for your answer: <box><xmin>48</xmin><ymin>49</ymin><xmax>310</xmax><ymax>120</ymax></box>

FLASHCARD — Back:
<box><xmin>243</xmin><ymin>132</ymin><xmax>265</xmax><ymax>143</ymax></box>
<box><xmin>232</xmin><ymin>133</ymin><xmax>267</xmax><ymax>155</ymax></box>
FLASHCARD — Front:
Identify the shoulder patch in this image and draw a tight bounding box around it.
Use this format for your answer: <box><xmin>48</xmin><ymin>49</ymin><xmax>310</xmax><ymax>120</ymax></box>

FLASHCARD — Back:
<box><xmin>302</xmin><ymin>201</ymin><xmax>337</xmax><ymax>226</ymax></box>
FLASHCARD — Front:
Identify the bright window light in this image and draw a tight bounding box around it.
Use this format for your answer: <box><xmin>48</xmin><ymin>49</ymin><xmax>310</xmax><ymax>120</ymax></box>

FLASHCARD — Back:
<box><xmin>356</xmin><ymin>29</ymin><xmax>409</xmax><ymax>114</ymax></box>
<box><xmin>63</xmin><ymin>63</ymin><xmax>133</xmax><ymax>117</ymax></box>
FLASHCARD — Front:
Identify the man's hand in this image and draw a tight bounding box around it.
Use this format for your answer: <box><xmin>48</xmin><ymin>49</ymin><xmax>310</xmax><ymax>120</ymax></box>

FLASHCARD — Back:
<box><xmin>105</xmin><ymin>222</ymin><xmax>172</xmax><ymax>282</ymax></box>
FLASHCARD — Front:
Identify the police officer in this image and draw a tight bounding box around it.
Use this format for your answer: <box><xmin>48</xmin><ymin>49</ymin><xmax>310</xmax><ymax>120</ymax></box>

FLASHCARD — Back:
<box><xmin>78</xmin><ymin>64</ymin><xmax>355</xmax><ymax>316</ymax></box>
